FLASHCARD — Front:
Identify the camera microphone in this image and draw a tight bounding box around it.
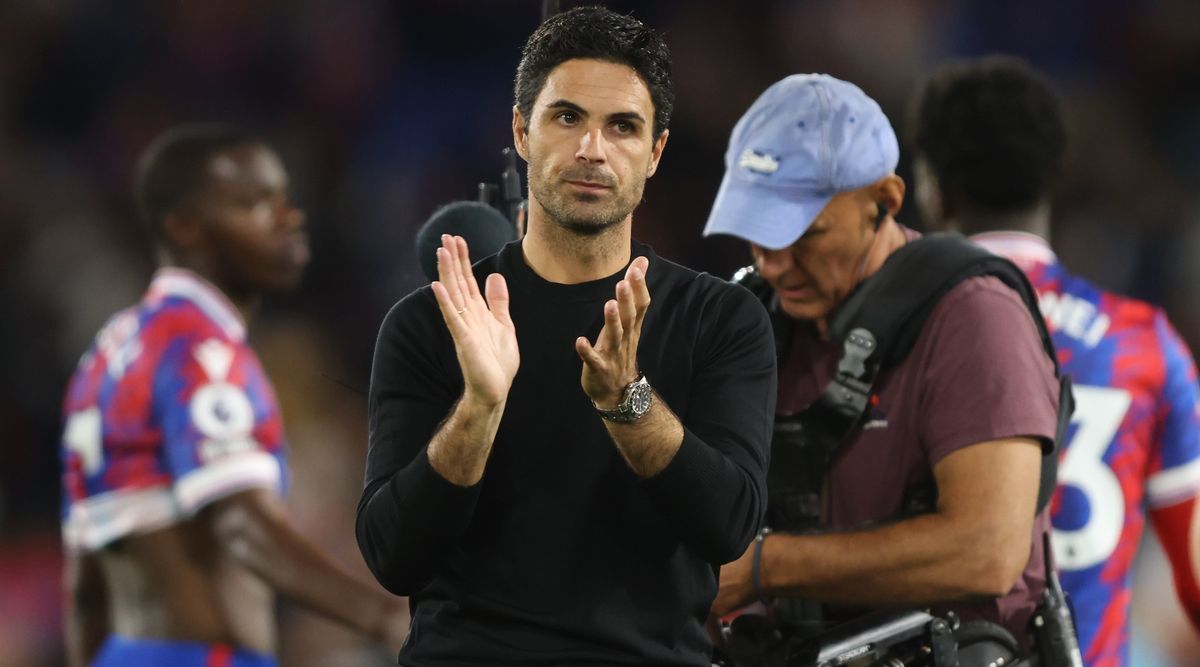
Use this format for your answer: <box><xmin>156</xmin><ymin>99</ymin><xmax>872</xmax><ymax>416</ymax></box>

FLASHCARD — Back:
<box><xmin>414</xmin><ymin>201</ymin><xmax>517</xmax><ymax>282</ymax></box>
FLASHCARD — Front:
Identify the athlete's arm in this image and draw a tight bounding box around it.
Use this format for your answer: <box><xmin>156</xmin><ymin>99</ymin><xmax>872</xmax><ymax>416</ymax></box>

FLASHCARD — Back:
<box><xmin>713</xmin><ymin>437</ymin><xmax>1042</xmax><ymax>613</ymax></box>
<box><xmin>1146</xmin><ymin>313</ymin><xmax>1200</xmax><ymax>631</ymax></box>
<box><xmin>207</xmin><ymin>488</ymin><xmax>408</xmax><ymax>649</ymax></box>
<box><xmin>64</xmin><ymin>549</ymin><xmax>109</xmax><ymax>667</ymax></box>
<box><xmin>1149</xmin><ymin>496</ymin><xmax>1200</xmax><ymax>632</ymax></box>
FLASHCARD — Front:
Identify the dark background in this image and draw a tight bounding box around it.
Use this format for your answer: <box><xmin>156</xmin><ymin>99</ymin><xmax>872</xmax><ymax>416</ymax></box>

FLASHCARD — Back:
<box><xmin>2</xmin><ymin>1</ymin><xmax>1199</xmax><ymax>664</ymax></box>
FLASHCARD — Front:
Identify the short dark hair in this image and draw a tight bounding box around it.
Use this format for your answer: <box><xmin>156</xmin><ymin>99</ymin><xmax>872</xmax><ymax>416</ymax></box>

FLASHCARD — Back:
<box><xmin>910</xmin><ymin>56</ymin><xmax>1067</xmax><ymax>212</ymax></box>
<box><xmin>134</xmin><ymin>123</ymin><xmax>263</xmax><ymax>240</ymax></box>
<box><xmin>514</xmin><ymin>5</ymin><xmax>674</xmax><ymax>139</ymax></box>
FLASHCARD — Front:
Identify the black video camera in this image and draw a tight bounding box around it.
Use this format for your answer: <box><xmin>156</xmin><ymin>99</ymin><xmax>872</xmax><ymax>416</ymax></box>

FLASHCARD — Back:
<box><xmin>720</xmin><ymin>609</ymin><xmax>959</xmax><ymax>667</ymax></box>
<box><xmin>719</xmin><ymin>607</ymin><xmax>1045</xmax><ymax>667</ymax></box>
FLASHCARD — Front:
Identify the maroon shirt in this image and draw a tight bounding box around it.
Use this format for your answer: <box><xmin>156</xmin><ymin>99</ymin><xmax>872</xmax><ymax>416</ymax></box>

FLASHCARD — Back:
<box><xmin>778</xmin><ymin>269</ymin><xmax>1061</xmax><ymax>639</ymax></box>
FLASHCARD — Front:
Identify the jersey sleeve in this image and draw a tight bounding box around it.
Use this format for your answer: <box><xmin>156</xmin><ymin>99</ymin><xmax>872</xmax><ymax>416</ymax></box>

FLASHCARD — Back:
<box><xmin>154</xmin><ymin>334</ymin><xmax>285</xmax><ymax>515</ymax></box>
<box><xmin>1145</xmin><ymin>312</ymin><xmax>1200</xmax><ymax>509</ymax></box>
<box><xmin>1143</xmin><ymin>313</ymin><xmax>1200</xmax><ymax>626</ymax></box>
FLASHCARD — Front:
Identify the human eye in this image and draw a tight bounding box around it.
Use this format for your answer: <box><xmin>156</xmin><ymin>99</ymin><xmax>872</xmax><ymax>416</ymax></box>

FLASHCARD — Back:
<box><xmin>250</xmin><ymin>197</ymin><xmax>274</xmax><ymax>219</ymax></box>
<box><xmin>242</xmin><ymin>188</ymin><xmax>278</xmax><ymax>216</ymax></box>
<box><xmin>555</xmin><ymin>110</ymin><xmax>579</xmax><ymax>125</ymax></box>
<box><xmin>612</xmin><ymin>120</ymin><xmax>637</xmax><ymax>135</ymax></box>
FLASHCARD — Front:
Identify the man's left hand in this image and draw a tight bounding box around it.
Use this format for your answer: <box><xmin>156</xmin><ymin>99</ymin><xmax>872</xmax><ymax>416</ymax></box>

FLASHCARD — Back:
<box><xmin>577</xmin><ymin>256</ymin><xmax>651</xmax><ymax>406</ymax></box>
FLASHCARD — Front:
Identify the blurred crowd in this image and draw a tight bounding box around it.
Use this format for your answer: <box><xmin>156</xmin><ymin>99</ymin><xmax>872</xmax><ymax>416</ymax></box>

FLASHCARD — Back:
<box><xmin>2</xmin><ymin>0</ymin><xmax>1199</xmax><ymax>665</ymax></box>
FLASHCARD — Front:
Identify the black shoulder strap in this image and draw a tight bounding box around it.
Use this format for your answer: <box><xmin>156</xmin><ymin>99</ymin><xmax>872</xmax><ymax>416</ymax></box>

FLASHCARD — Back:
<box><xmin>736</xmin><ymin>233</ymin><xmax>1068</xmax><ymax>515</ymax></box>
<box><xmin>829</xmin><ymin>233</ymin><xmax>1058</xmax><ymax>371</ymax></box>
<box><xmin>829</xmin><ymin>233</ymin><xmax>1065</xmax><ymax>515</ymax></box>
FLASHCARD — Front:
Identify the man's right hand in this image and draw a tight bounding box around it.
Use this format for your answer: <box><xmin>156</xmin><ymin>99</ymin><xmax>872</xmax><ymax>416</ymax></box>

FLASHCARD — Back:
<box><xmin>426</xmin><ymin>234</ymin><xmax>517</xmax><ymax>486</ymax></box>
<box><xmin>430</xmin><ymin>234</ymin><xmax>519</xmax><ymax>408</ymax></box>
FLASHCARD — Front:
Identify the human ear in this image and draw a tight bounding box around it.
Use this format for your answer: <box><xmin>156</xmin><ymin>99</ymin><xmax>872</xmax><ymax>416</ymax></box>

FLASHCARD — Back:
<box><xmin>875</xmin><ymin>173</ymin><xmax>905</xmax><ymax>217</ymax></box>
<box><xmin>162</xmin><ymin>211</ymin><xmax>201</xmax><ymax>250</ymax></box>
<box><xmin>645</xmin><ymin>129</ymin><xmax>669</xmax><ymax>178</ymax></box>
<box><xmin>512</xmin><ymin>106</ymin><xmax>530</xmax><ymax>161</ymax></box>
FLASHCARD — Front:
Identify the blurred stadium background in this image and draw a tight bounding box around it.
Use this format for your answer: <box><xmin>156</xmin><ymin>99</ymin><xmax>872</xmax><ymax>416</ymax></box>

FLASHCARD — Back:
<box><xmin>1</xmin><ymin>1</ymin><xmax>1198</xmax><ymax>665</ymax></box>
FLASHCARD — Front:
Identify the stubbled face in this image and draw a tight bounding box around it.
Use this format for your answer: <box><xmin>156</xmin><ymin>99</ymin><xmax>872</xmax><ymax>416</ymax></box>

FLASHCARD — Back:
<box><xmin>515</xmin><ymin>58</ymin><xmax>667</xmax><ymax>236</ymax></box>
<box><xmin>751</xmin><ymin>192</ymin><xmax>877</xmax><ymax>322</ymax></box>
<box><xmin>187</xmin><ymin>144</ymin><xmax>309</xmax><ymax>294</ymax></box>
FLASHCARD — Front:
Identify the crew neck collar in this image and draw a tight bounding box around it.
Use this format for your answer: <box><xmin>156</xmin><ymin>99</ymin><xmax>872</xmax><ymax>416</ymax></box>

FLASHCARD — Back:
<box><xmin>497</xmin><ymin>240</ymin><xmax>654</xmax><ymax>303</ymax></box>
<box><xmin>970</xmin><ymin>231</ymin><xmax>1057</xmax><ymax>270</ymax></box>
<box><xmin>147</xmin><ymin>267</ymin><xmax>246</xmax><ymax>341</ymax></box>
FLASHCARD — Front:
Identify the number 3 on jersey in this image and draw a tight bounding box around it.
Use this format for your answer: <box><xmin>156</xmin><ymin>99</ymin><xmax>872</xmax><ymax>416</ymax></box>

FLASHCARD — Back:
<box><xmin>1052</xmin><ymin>385</ymin><xmax>1132</xmax><ymax>570</ymax></box>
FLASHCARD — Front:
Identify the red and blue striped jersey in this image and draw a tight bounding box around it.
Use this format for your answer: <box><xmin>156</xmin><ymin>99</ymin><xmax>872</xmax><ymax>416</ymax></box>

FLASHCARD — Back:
<box><xmin>60</xmin><ymin>268</ymin><xmax>289</xmax><ymax>552</ymax></box>
<box><xmin>976</xmin><ymin>232</ymin><xmax>1200</xmax><ymax>667</ymax></box>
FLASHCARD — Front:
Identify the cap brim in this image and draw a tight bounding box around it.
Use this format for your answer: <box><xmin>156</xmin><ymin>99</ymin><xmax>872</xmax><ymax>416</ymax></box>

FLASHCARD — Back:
<box><xmin>702</xmin><ymin>171</ymin><xmax>835</xmax><ymax>250</ymax></box>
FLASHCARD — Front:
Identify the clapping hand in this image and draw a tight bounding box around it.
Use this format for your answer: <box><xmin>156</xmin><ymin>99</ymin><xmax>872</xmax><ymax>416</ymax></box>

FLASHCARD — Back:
<box><xmin>576</xmin><ymin>256</ymin><xmax>651</xmax><ymax>408</ymax></box>
<box><xmin>430</xmin><ymin>235</ymin><xmax>520</xmax><ymax>408</ymax></box>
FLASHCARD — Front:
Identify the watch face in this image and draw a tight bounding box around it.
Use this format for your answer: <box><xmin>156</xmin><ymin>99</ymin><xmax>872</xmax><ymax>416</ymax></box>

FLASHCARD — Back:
<box><xmin>628</xmin><ymin>381</ymin><xmax>652</xmax><ymax>415</ymax></box>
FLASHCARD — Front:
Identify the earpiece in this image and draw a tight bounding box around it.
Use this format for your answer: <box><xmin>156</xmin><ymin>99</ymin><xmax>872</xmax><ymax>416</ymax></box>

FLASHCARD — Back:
<box><xmin>874</xmin><ymin>202</ymin><xmax>890</xmax><ymax>229</ymax></box>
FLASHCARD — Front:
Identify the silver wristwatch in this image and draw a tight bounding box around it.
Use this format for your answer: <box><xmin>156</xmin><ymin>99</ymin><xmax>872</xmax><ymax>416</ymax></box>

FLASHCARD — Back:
<box><xmin>594</xmin><ymin>374</ymin><xmax>653</xmax><ymax>423</ymax></box>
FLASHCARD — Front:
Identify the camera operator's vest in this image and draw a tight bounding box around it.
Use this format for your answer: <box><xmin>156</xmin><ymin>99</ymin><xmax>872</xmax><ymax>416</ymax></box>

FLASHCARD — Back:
<box><xmin>729</xmin><ymin>232</ymin><xmax>1082</xmax><ymax>667</ymax></box>
<box><xmin>734</xmin><ymin>232</ymin><xmax>1072</xmax><ymax>534</ymax></box>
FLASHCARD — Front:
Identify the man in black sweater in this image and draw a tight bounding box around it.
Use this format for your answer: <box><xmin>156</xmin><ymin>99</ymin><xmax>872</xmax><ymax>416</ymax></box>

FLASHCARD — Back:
<box><xmin>355</xmin><ymin>6</ymin><xmax>777</xmax><ymax>666</ymax></box>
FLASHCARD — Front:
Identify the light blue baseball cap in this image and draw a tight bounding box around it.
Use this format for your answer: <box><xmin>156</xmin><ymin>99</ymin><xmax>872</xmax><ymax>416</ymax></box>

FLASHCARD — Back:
<box><xmin>703</xmin><ymin>74</ymin><xmax>899</xmax><ymax>250</ymax></box>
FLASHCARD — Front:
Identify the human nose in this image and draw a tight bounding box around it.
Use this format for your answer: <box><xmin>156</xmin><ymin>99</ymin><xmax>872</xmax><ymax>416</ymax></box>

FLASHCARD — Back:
<box><xmin>575</xmin><ymin>126</ymin><xmax>608</xmax><ymax>164</ymax></box>
<box><xmin>277</xmin><ymin>199</ymin><xmax>305</xmax><ymax>231</ymax></box>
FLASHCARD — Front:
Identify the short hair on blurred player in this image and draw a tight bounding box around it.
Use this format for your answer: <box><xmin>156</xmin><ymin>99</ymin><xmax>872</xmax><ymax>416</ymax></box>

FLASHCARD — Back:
<box><xmin>910</xmin><ymin>55</ymin><xmax>1067</xmax><ymax>212</ymax></box>
<box><xmin>133</xmin><ymin>123</ymin><xmax>263</xmax><ymax>242</ymax></box>
<box><xmin>514</xmin><ymin>5</ymin><xmax>675</xmax><ymax>139</ymax></box>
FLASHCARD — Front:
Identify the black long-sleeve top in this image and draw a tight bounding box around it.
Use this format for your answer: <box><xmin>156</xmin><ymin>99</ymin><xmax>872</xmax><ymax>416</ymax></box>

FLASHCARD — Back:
<box><xmin>357</xmin><ymin>241</ymin><xmax>776</xmax><ymax>666</ymax></box>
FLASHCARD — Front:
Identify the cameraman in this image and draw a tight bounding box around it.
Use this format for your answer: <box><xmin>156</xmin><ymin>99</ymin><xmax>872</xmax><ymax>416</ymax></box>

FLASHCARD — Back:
<box><xmin>703</xmin><ymin>74</ymin><xmax>1060</xmax><ymax>651</ymax></box>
